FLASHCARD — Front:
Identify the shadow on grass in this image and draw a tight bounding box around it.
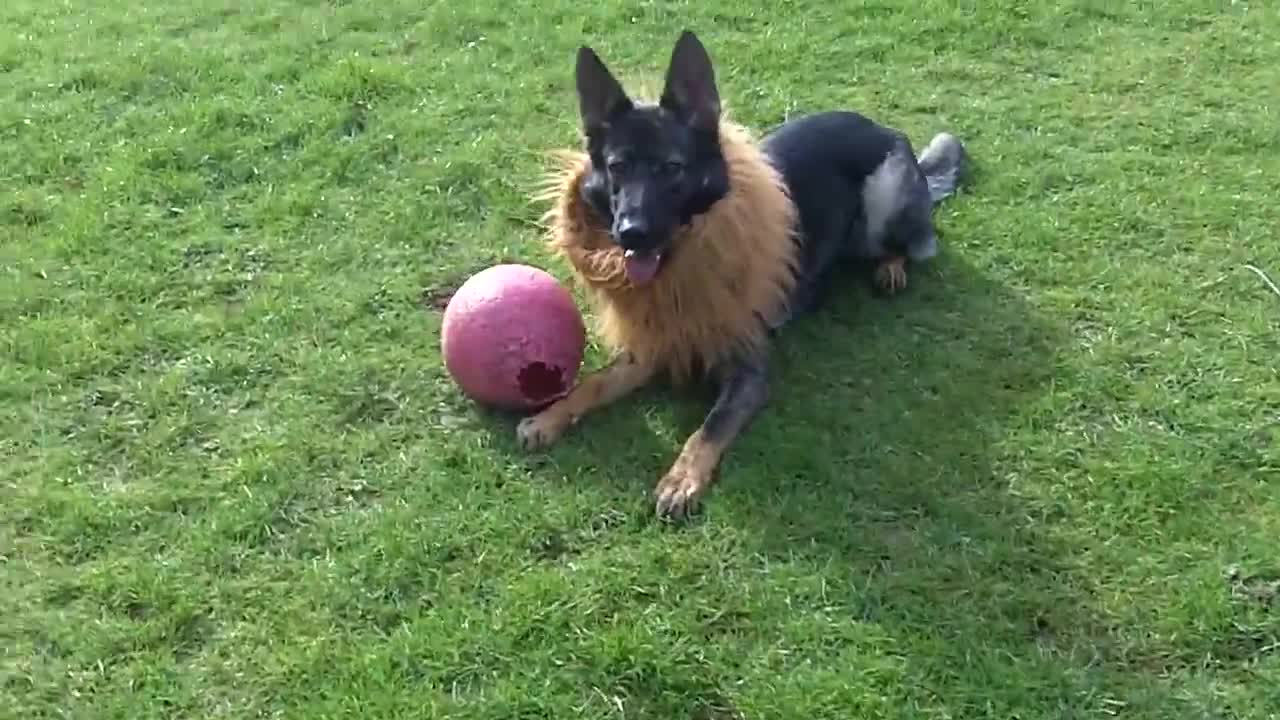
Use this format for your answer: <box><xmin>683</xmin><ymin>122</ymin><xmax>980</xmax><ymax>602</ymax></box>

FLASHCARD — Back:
<box><xmin>475</xmin><ymin>247</ymin><xmax>1133</xmax><ymax>712</ymax></box>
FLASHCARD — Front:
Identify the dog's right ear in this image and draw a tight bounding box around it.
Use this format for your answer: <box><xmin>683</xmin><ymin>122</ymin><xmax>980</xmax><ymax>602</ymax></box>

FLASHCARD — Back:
<box><xmin>576</xmin><ymin>46</ymin><xmax>633</xmax><ymax>134</ymax></box>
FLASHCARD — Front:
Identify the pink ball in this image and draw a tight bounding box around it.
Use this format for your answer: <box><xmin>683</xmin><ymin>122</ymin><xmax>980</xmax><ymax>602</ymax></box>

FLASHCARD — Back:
<box><xmin>441</xmin><ymin>264</ymin><xmax>586</xmax><ymax>411</ymax></box>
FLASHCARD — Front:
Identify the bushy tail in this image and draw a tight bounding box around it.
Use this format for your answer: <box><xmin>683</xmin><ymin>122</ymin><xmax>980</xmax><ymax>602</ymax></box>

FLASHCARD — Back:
<box><xmin>917</xmin><ymin>132</ymin><xmax>967</xmax><ymax>204</ymax></box>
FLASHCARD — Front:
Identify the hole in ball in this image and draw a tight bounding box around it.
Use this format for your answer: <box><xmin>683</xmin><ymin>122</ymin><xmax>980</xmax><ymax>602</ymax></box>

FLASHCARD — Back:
<box><xmin>518</xmin><ymin>362</ymin><xmax>565</xmax><ymax>403</ymax></box>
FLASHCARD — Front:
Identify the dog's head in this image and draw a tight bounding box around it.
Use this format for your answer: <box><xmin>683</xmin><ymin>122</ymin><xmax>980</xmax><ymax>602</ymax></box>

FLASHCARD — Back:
<box><xmin>574</xmin><ymin>31</ymin><xmax>730</xmax><ymax>286</ymax></box>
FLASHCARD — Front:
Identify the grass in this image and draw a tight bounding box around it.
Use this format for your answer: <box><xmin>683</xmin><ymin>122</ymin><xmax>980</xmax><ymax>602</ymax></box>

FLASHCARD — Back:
<box><xmin>3</xmin><ymin>0</ymin><xmax>1279</xmax><ymax>717</ymax></box>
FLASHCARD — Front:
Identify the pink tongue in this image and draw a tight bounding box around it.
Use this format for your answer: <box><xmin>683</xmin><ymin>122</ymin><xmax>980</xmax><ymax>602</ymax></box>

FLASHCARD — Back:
<box><xmin>624</xmin><ymin>251</ymin><xmax>661</xmax><ymax>285</ymax></box>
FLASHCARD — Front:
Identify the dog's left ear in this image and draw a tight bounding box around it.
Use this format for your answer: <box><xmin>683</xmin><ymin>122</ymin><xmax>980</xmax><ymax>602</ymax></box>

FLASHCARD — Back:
<box><xmin>660</xmin><ymin>31</ymin><xmax>720</xmax><ymax>133</ymax></box>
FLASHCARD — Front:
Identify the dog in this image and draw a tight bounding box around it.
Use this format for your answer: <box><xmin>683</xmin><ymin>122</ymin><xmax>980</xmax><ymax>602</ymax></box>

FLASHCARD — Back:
<box><xmin>519</xmin><ymin>30</ymin><xmax>967</xmax><ymax>520</ymax></box>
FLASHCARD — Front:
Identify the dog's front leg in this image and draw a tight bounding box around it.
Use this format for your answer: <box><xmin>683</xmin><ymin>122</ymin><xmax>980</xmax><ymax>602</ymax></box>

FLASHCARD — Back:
<box><xmin>517</xmin><ymin>352</ymin><xmax>654</xmax><ymax>451</ymax></box>
<box><xmin>655</xmin><ymin>354</ymin><xmax>769</xmax><ymax>521</ymax></box>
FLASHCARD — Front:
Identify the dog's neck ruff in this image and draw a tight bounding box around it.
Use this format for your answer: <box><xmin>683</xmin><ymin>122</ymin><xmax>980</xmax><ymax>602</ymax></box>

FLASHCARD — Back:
<box><xmin>541</xmin><ymin>120</ymin><xmax>799</xmax><ymax>382</ymax></box>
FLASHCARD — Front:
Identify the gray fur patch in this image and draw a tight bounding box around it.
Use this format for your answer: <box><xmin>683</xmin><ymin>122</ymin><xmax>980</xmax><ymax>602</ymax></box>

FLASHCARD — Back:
<box><xmin>861</xmin><ymin>142</ymin><xmax>918</xmax><ymax>255</ymax></box>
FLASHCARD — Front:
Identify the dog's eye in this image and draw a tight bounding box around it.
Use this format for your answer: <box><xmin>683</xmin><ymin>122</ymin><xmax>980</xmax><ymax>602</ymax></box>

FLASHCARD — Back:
<box><xmin>664</xmin><ymin>160</ymin><xmax>685</xmax><ymax>175</ymax></box>
<box><xmin>606</xmin><ymin>159</ymin><xmax>629</xmax><ymax>174</ymax></box>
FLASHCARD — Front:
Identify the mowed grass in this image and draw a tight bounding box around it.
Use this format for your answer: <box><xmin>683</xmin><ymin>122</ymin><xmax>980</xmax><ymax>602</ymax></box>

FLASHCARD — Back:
<box><xmin>3</xmin><ymin>0</ymin><xmax>1279</xmax><ymax>717</ymax></box>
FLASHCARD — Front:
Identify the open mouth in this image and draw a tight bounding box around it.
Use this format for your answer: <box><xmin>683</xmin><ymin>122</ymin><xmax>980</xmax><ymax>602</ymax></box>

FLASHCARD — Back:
<box><xmin>623</xmin><ymin>248</ymin><xmax>664</xmax><ymax>286</ymax></box>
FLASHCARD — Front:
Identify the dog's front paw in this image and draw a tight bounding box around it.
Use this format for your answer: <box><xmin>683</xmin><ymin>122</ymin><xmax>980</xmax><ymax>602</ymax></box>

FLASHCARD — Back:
<box><xmin>516</xmin><ymin>411</ymin><xmax>569</xmax><ymax>451</ymax></box>
<box><xmin>654</xmin><ymin>461</ymin><xmax>712</xmax><ymax>522</ymax></box>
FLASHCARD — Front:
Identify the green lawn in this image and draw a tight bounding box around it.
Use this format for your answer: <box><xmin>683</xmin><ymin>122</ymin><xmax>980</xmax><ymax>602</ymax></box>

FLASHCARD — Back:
<box><xmin>3</xmin><ymin>0</ymin><xmax>1279</xmax><ymax>717</ymax></box>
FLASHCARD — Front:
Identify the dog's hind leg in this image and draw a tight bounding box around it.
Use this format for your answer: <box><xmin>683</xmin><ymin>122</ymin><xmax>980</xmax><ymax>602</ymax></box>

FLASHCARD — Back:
<box><xmin>654</xmin><ymin>353</ymin><xmax>769</xmax><ymax>520</ymax></box>
<box><xmin>517</xmin><ymin>352</ymin><xmax>655</xmax><ymax>450</ymax></box>
<box><xmin>873</xmin><ymin>198</ymin><xmax>937</xmax><ymax>295</ymax></box>
<box><xmin>869</xmin><ymin>141</ymin><xmax>941</xmax><ymax>296</ymax></box>
<box><xmin>874</xmin><ymin>131</ymin><xmax>967</xmax><ymax>295</ymax></box>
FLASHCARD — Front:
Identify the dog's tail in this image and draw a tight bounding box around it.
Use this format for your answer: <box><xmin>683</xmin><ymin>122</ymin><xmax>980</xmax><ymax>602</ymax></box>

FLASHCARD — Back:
<box><xmin>917</xmin><ymin>132</ymin><xmax>967</xmax><ymax>204</ymax></box>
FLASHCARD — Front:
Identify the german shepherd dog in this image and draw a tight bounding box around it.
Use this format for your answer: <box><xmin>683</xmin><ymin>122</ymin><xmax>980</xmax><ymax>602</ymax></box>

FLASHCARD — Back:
<box><xmin>520</xmin><ymin>31</ymin><xmax>967</xmax><ymax>520</ymax></box>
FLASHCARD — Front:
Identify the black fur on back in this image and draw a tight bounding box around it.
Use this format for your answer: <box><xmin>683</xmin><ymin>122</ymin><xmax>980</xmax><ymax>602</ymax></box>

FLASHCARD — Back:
<box><xmin>761</xmin><ymin>110</ymin><xmax>966</xmax><ymax>318</ymax></box>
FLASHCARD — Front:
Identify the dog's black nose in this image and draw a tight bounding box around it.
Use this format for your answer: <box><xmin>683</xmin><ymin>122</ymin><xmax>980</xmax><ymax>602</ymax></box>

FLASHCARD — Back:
<box><xmin>616</xmin><ymin>217</ymin><xmax>649</xmax><ymax>246</ymax></box>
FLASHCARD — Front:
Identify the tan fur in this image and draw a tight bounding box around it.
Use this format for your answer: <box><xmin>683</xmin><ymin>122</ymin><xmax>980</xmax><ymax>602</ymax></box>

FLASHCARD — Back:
<box><xmin>537</xmin><ymin>119</ymin><xmax>800</xmax><ymax>382</ymax></box>
<box><xmin>875</xmin><ymin>255</ymin><xmax>908</xmax><ymax>294</ymax></box>
<box><xmin>515</xmin><ymin>354</ymin><xmax>654</xmax><ymax>451</ymax></box>
<box><xmin>653</xmin><ymin>427</ymin><xmax>727</xmax><ymax>513</ymax></box>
